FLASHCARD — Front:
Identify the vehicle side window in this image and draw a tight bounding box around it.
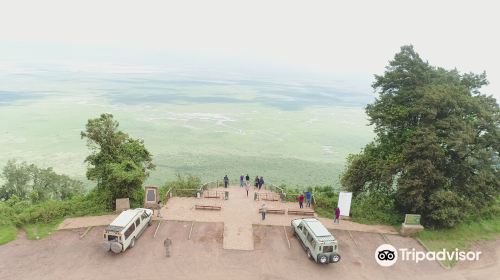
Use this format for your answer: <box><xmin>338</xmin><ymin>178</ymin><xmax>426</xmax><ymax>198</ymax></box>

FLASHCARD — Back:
<box><xmin>124</xmin><ymin>224</ymin><xmax>136</xmax><ymax>240</ymax></box>
<box><xmin>135</xmin><ymin>218</ymin><xmax>140</xmax><ymax>227</ymax></box>
<box><xmin>307</xmin><ymin>232</ymin><xmax>314</xmax><ymax>244</ymax></box>
<box><xmin>311</xmin><ymin>239</ymin><xmax>316</xmax><ymax>249</ymax></box>
<box><xmin>141</xmin><ymin>213</ymin><xmax>148</xmax><ymax>220</ymax></box>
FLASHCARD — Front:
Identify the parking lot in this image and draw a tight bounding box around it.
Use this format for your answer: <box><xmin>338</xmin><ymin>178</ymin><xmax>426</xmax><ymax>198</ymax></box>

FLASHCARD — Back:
<box><xmin>1</xmin><ymin>220</ymin><xmax>496</xmax><ymax>280</ymax></box>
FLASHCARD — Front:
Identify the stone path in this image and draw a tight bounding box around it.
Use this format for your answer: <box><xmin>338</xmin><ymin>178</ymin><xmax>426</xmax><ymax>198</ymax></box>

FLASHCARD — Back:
<box><xmin>58</xmin><ymin>186</ymin><xmax>397</xmax><ymax>250</ymax></box>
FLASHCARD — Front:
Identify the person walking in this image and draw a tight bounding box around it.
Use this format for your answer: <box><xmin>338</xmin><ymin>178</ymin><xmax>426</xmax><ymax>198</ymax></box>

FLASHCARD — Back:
<box><xmin>224</xmin><ymin>175</ymin><xmax>229</xmax><ymax>188</ymax></box>
<box><xmin>240</xmin><ymin>175</ymin><xmax>244</xmax><ymax>188</ymax></box>
<box><xmin>334</xmin><ymin>206</ymin><xmax>340</xmax><ymax>224</ymax></box>
<box><xmin>245</xmin><ymin>174</ymin><xmax>250</xmax><ymax>187</ymax></box>
<box><xmin>157</xmin><ymin>200</ymin><xmax>162</xmax><ymax>217</ymax></box>
<box><xmin>254</xmin><ymin>176</ymin><xmax>259</xmax><ymax>190</ymax></box>
<box><xmin>260</xmin><ymin>203</ymin><xmax>268</xmax><ymax>220</ymax></box>
<box><xmin>259</xmin><ymin>176</ymin><xmax>264</xmax><ymax>190</ymax></box>
<box><xmin>298</xmin><ymin>194</ymin><xmax>305</xmax><ymax>208</ymax></box>
<box><xmin>305</xmin><ymin>191</ymin><xmax>312</xmax><ymax>207</ymax></box>
<box><xmin>245</xmin><ymin>182</ymin><xmax>250</xmax><ymax>197</ymax></box>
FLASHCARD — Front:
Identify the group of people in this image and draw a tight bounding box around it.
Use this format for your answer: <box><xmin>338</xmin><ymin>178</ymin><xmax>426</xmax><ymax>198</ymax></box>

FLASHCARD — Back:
<box><xmin>297</xmin><ymin>191</ymin><xmax>312</xmax><ymax>208</ymax></box>
<box><xmin>222</xmin><ymin>175</ymin><xmax>341</xmax><ymax>224</ymax></box>
<box><xmin>223</xmin><ymin>174</ymin><xmax>265</xmax><ymax>197</ymax></box>
<box><xmin>296</xmin><ymin>192</ymin><xmax>341</xmax><ymax>223</ymax></box>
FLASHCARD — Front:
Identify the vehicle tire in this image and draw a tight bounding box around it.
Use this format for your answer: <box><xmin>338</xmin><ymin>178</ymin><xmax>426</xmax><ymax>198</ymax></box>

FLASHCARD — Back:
<box><xmin>318</xmin><ymin>254</ymin><xmax>329</xmax><ymax>264</ymax></box>
<box><xmin>130</xmin><ymin>237</ymin><xmax>136</xmax><ymax>248</ymax></box>
<box><xmin>331</xmin><ymin>254</ymin><xmax>341</xmax><ymax>263</ymax></box>
<box><xmin>110</xmin><ymin>242</ymin><xmax>122</xmax><ymax>254</ymax></box>
<box><xmin>102</xmin><ymin>242</ymin><xmax>111</xmax><ymax>252</ymax></box>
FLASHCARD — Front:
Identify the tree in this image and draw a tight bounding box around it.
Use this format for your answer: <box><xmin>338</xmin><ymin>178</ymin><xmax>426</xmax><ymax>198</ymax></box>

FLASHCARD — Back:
<box><xmin>342</xmin><ymin>45</ymin><xmax>500</xmax><ymax>228</ymax></box>
<box><xmin>0</xmin><ymin>160</ymin><xmax>84</xmax><ymax>202</ymax></box>
<box><xmin>81</xmin><ymin>114</ymin><xmax>155</xmax><ymax>208</ymax></box>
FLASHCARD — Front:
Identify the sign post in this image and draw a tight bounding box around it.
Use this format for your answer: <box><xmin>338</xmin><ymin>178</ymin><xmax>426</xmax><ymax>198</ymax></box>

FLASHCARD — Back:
<box><xmin>337</xmin><ymin>192</ymin><xmax>353</xmax><ymax>217</ymax></box>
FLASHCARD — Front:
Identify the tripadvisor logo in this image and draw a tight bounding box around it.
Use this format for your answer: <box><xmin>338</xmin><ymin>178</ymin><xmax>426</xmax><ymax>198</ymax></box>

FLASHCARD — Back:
<box><xmin>375</xmin><ymin>244</ymin><xmax>482</xmax><ymax>267</ymax></box>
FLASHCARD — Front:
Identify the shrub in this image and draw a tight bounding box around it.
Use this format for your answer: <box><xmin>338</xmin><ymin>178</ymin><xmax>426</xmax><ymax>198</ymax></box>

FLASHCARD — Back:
<box><xmin>350</xmin><ymin>191</ymin><xmax>402</xmax><ymax>225</ymax></box>
<box><xmin>427</xmin><ymin>190</ymin><xmax>468</xmax><ymax>228</ymax></box>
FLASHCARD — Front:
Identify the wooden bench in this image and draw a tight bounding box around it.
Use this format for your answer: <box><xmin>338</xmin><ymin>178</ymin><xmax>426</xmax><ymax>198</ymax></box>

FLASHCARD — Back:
<box><xmin>195</xmin><ymin>204</ymin><xmax>222</xmax><ymax>211</ymax></box>
<box><xmin>287</xmin><ymin>209</ymin><xmax>315</xmax><ymax>216</ymax></box>
<box><xmin>258</xmin><ymin>208</ymin><xmax>285</xmax><ymax>215</ymax></box>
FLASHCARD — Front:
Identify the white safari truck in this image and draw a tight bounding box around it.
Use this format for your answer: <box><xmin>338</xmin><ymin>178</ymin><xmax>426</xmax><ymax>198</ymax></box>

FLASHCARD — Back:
<box><xmin>103</xmin><ymin>208</ymin><xmax>153</xmax><ymax>253</ymax></box>
<box><xmin>291</xmin><ymin>218</ymin><xmax>341</xmax><ymax>264</ymax></box>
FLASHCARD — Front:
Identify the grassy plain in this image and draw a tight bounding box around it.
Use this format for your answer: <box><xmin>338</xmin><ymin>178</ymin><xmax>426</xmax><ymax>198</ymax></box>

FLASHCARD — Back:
<box><xmin>0</xmin><ymin>71</ymin><xmax>374</xmax><ymax>188</ymax></box>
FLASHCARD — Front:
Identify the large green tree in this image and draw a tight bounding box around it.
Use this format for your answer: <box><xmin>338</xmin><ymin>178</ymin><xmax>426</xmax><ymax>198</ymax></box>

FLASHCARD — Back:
<box><xmin>81</xmin><ymin>114</ymin><xmax>155</xmax><ymax>208</ymax></box>
<box><xmin>342</xmin><ymin>46</ymin><xmax>500</xmax><ymax>228</ymax></box>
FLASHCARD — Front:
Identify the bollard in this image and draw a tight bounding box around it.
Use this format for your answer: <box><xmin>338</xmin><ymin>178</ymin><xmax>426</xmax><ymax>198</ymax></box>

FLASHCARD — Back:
<box><xmin>164</xmin><ymin>238</ymin><xmax>172</xmax><ymax>257</ymax></box>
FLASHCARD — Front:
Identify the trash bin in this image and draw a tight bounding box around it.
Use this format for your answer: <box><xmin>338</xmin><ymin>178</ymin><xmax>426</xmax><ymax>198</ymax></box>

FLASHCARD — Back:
<box><xmin>224</xmin><ymin>191</ymin><xmax>229</xmax><ymax>200</ymax></box>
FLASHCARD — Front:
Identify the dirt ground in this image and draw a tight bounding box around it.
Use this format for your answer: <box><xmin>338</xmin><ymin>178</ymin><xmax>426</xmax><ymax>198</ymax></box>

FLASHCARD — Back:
<box><xmin>1</xmin><ymin>221</ymin><xmax>498</xmax><ymax>280</ymax></box>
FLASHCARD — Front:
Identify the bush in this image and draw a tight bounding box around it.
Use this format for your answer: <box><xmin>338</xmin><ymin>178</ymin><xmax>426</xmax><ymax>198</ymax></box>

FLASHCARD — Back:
<box><xmin>160</xmin><ymin>174</ymin><xmax>202</xmax><ymax>199</ymax></box>
<box><xmin>350</xmin><ymin>191</ymin><xmax>402</xmax><ymax>225</ymax></box>
<box><xmin>427</xmin><ymin>190</ymin><xmax>469</xmax><ymax>228</ymax></box>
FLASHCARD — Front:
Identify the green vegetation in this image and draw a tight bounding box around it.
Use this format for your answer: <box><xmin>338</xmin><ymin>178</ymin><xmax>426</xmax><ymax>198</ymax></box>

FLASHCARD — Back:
<box><xmin>418</xmin><ymin>198</ymin><xmax>500</xmax><ymax>267</ymax></box>
<box><xmin>349</xmin><ymin>191</ymin><xmax>402</xmax><ymax>225</ymax></box>
<box><xmin>0</xmin><ymin>224</ymin><xmax>16</xmax><ymax>245</ymax></box>
<box><xmin>159</xmin><ymin>174</ymin><xmax>202</xmax><ymax>199</ymax></box>
<box><xmin>0</xmin><ymin>202</ymin><xmax>17</xmax><ymax>245</ymax></box>
<box><xmin>0</xmin><ymin>160</ymin><xmax>111</xmax><ymax>245</ymax></box>
<box><xmin>23</xmin><ymin>218</ymin><xmax>62</xmax><ymax>240</ymax></box>
<box><xmin>81</xmin><ymin>113</ymin><xmax>155</xmax><ymax>208</ymax></box>
<box><xmin>0</xmin><ymin>160</ymin><xmax>84</xmax><ymax>202</ymax></box>
<box><xmin>342</xmin><ymin>45</ymin><xmax>500</xmax><ymax>228</ymax></box>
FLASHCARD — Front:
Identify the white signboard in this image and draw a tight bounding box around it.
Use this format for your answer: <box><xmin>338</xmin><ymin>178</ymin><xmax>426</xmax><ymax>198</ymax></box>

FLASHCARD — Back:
<box><xmin>337</xmin><ymin>192</ymin><xmax>352</xmax><ymax>217</ymax></box>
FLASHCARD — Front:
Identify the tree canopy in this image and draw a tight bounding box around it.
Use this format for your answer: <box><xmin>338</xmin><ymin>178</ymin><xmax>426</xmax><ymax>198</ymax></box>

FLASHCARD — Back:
<box><xmin>81</xmin><ymin>113</ymin><xmax>155</xmax><ymax>208</ymax></box>
<box><xmin>0</xmin><ymin>160</ymin><xmax>84</xmax><ymax>202</ymax></box>
<box><xmin>341</xmin><ymin>45</ymin><xmax>500</xmax><ymax>228</ymax></box>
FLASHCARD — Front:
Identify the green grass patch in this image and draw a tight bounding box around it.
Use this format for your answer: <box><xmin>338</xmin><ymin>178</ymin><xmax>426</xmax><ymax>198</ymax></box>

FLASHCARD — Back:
<box><xmin>417</xmin><ymin>217</ymin><xmax>500</xmax><ymax>268</ymax></box>
<box><xmin>23</xmin><ymin>218</ymin><xmax>63</xmax><ymax>240</ymax></box>
<box><xmin>0</xmin><ymin>223</ymin><xmax>17</xmax><ymax>245</ymax></box>
<box><xmin>315</xmin><ymin>207</ymin><xmax>334</xmax><ymax>219</ymax></box>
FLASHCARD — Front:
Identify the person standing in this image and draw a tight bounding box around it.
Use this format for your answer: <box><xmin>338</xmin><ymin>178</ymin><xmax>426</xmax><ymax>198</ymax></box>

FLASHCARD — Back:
<box><xmin>240</xmin><ymin>175</ymin><xmax>244</xmax><ymax>188</ymax></box>
<box><xmin>245</xmin><ymin>174</ymin><xmax>250</xmax><ymax>187</ymax></box>
<box><xmin>298</xmin><ymin>194</ymin><xmax>305</xmax><ymax>208</ymax></box>
<box><xmin>164</xmin><ymin>238</ymin><xmax>172</xmax><ymax>257</ymax></box>
<box><xmin>245</xmin><ymin>182</ymin><xmax>250</xmax><ymax>197</ymax></box>
<box><xmin>334</xmin><ymin>206</ymin><xmax>340</xmax><ymax>224</ymax></box>
<box><xmin>260</xmin><ymin>203</ymin><xmax>268</xmax><ymax>220</ymax></box>
<box><xmin>305</xmin><ymin>191</ymin><xmax>312</xmax><ymax>207</ymax></box>
<box><xmin>254</xmin><ymin>176</ymin><xmax>259</xmax><ymax>190</ymax></box>
<box><xmin>157</xmin><ymin>200</ymin><xmax>162</xmax><ymax>217</ymax></box>
<box><xmin>224</xmin><ymin>175</ymin><xmax>229</xmax><ymax>188</ymax></box>
<box><xmin>259</xmin><ymin>176</ymin><xmax>264</xmax><ymax>190</ymax></box>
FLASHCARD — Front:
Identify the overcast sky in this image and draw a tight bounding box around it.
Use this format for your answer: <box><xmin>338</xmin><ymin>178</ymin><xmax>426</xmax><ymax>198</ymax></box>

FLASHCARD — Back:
<box><xmin>1</xmin><ymin>0</ymin><xmax>499</xmax><ymax>100</ymax></box>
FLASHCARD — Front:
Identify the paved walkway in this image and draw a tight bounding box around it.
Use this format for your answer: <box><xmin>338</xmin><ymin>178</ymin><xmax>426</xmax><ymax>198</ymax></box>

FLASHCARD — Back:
<box><xmin>161</xmin><ymin>186</ymin><xmax>397</xmax><ymax>250</ymax></box>
<box><xmin>58</xmin><ymin>186</ymin><xmax>397</xmax><ymax>250</ymax></box>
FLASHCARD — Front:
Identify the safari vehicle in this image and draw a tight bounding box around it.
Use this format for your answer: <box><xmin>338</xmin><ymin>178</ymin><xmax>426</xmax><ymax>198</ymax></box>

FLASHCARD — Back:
<box><xmin>291</xmin><ymin>218</ymin><xmax>341</xmax><ymax>264</ymax></box>
<box><xmin>103</xmin><ymin>208</ymin><xmax>153</xmax><ymax>253</ymax></box>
